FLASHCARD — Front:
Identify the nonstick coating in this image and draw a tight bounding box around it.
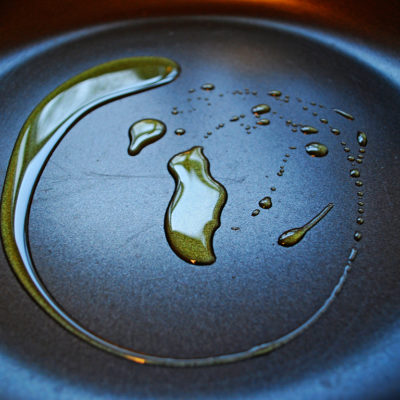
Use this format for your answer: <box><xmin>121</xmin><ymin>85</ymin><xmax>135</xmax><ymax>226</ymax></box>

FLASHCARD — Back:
<box><xmin>0</xmin><ymin>13</ymin><xmax>399</xmax><ymax>400</ymax></box>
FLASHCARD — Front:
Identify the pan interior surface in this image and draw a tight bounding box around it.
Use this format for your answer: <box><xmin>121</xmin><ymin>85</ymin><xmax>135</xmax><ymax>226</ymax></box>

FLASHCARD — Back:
<box><xmin>0</xmin><ymin>16</ymin><xmax>399</xmax><ymax>399</ymax></box>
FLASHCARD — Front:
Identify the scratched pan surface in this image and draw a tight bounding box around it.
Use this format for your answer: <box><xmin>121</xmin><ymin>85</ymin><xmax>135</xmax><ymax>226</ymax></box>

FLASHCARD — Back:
<box><xmin>0</xmin><ymin>2</ymin><xmax>400</xmax><ymax>400</ymax></box>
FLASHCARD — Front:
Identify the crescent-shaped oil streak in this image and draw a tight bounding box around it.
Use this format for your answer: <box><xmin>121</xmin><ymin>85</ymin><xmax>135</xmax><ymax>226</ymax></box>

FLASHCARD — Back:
<box><xmin>165</xmin><ymin>146</ymin><xmax>227</xmax><ymax>265</ymax></box>
<box><xmin>1</xmin><ymin>57</ymin><xmax>351</xmax><ymax>367</ymax></box>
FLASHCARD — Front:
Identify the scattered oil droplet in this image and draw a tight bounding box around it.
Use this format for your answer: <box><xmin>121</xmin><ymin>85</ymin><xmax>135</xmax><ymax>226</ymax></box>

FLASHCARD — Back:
<box><xmin>344</xmin><ymin>147</ymin><xmax>350</xmax><ymax>152</ymax></box>
<box><xmin>269</xmin><ymin>90</ymin><xmax>282</xmax><ymax>97</ymax></box>
<box><xmin>259</xmin><ymin>196</ymin><xmax>272</xmax><ymax>209</ymax></box>
<box><xmin>334</xmin><ymin>109</ymin><xmax>354</xmax><ymax>120</ymax></box>
<box><xmin>347</xmin><ymin>156</ymin><xmax>355</xmax><ymax>162</ymax></box>
<box><xmin>230</xmin><ymin>116</ymin><xmax>239</xmax><ymax>122</ymax></box>
<box><xmin>320</xmin><ymin>118</ymin><xmax>328</xmax><ymax>124</ymax></box>
<box><xmin>312</xmin><ymin>112</ymin><xmax>318</xmax><ymax>117</ymax></box>
<box><xmin>207</xmin><ymin>131</ymin><xmax>212</xmax><ymax>136</ymax></box>
<box><xmin>240</xmin><ymin>114</ymin><xmax>245</xmax><ymax>118</ymax></box>
<box><xmin>357</xmin><ymin>154</ymin><xmax>364</xmax><ymax>159</ymax></box>
<box><xmin>311</xmin><ymin>102</ymin><xmax>317</xmax><ymax>106</ymax></box>
<box><xmin>355</xmin><ymin>180</ymin><xmax>363</xmax><ymax>187</ymax></box>
<box><xmin>289</xmin><ymin>146</ymin><xmax>297</xmax><ymax>150</ymax></box>
<box><xmin>165</xmin><ymin>146</ymin><xmax>227</xmax><ymax>265</ymax></box>
<box><xmin>359</xmin><ymin>148</ymin><xmax>366</xmax><ymax>153</ymax></box>
<box><xmin>285</xmin><ymin>153</ymin><xmax>290</xmax><ymax>157</ymax></box>
<box><xmin>257</xmin><ymin>119</ymin><xmax>270</xmax><ymax>126</ymax></box>
<box><xmin>301</xmin><ymin>126</ymin><xmax>319</xmax><ymax>134</ymax></box>
<box><xmin>128</xmin><ymin>119</ymin><xmax>166</xmax><ymax>156</ymax></box>
<box><xmin>286</xmin><ymin>120</ymin><xmax>292</xmax><ymax>125</ymax></box>
<box><xmin>354</xmin><ymin>231</ymin><xmax>362</xmax><ymax>241</ymax></box>
<box><xmin>358</xmin><ymin>208</ymin><xmax>364</xmax><ymax>214</ymax></box>
<box><xmin>357</xmin><ymin>131</ymin><xmax>368</xmax><ymax>147</ymax></box>
<box><xmin>252</xmin><ymin>91</ymin><xmax>257</xmax><ymax>95</ymax></box>
<box><xmin>278</xmin><ymin>203</ymin><xmax>334</xmax><ymax>247</ymax></box>
<box><xmin>277</xmin><ymin>172</ymin><xmax>283</xmax><ymax>177</ymax></box>
<box><xmin>356</xmin><ymin>217</ymin><xmax>364</xmax><ymax>224</ymax></box>
<box><xmin>171</xmin><ymin>110</ymin><xmax>178</xmax><ymax>115</ymax></box>
<box><xmin>174</xmin><ymin>128</ymin><xmax>186</xmax><ymax>136</ymax></box>
<box><xmin>303</xmin><ymin>106</ymin><xmax>309</xmax><ymax>110</ymax></box>
<box><xmin>357</xmin><ymin>191</ymin><xmax>364</xmax><ymax>197</ymax></box>
<box><xmin>201</xmin><ymin>83</ymin><xmax>215</xmax><ymax>91</ymax></box>
<box><xmin>341</xmin><ymin>141</ymin><xmax>346</xmax><ymax>146</ymax></box>
<box><xmin>358</xmin><ymin>201</ymin><xmax>364</xmax><ymax>206</ymax></box>
<box><xmin>245</xmin><ymin>125</ymin><xmax>251</xmax><ymax>130</ymax></box>
<box><xmin>331</xmin><ymin>128</ymin><xmax>340</xmax><ymax>135</ymax></box>
<box><xmin>356</xmin><ymin>158</ymin><xmax>363</xmax><ymax>164</ymax></box>
<box><xmin>231</xmin><ymin>227</ymin><xmax>240</xmax><ymax>231</ymax></box>
<box><xmin>251</xmin><ymin>104</ymin><xmax>271</xmax><ymax>115</ymax></box>
<box><xmin>219</xmin><ymin>123</ymin><xmax>225</xmax><ymax>128</ymax></box>
<box><xmin>252</xmin><ymin>209</ymin><xmax>260</xmax><ymax>216</ymax></box>
<box><xmin>350</xmin><ymin>169</ymin><xmax>360</xmax><ymax>178</ymax></box>
<box><xmin>271</xmin><ymin>187</ymin><xmax>276</xmax><ymax>191</ymax></box>
<box><xmin>305</xmin><ymin>142</ymin><xmax>328</xmax><ymax>157</ymax></box>
<box><xmin>348</xmin><ymin>248</ymin><xmax>358</xmax><ymax>262</ymax></box>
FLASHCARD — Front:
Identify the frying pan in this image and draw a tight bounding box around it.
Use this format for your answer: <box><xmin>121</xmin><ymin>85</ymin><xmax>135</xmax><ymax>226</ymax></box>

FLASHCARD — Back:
<box><xmin>0</xmin><ymin>0</ymin><xmax>399</xmax><ymax>398</ymax></box>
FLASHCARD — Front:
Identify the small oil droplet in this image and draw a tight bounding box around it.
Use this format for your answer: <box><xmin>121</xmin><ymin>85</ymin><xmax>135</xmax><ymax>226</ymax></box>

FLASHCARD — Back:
<box><xmin>301</xmin><ymin>126</ymin><xmax>319</xmax><ymax>134</ymax></box>
<box><xmin>201</xmin><ymin>83</ymin><xmax>215</xmax><ymax>91</ymax></box>
<box><xmin>331</xmin><ymin>128</ymin><xmax>340</xmax><ymax>135</ymax></box>
<box><xmin>171</xmin><ymin>110</ymin><xmax>178</xmax><ymax>115</ymax></box>
<box><xmin>257</xmin><ymin>119</ymin><xmax>270</xmax><ymax>126</ymax></box>
<box><xmin>268</xmin><ymin>90</ymin><xmax>282</xmax><ymax>97</ymax></box>
<box><xmin>357</xmin><ymin>131</ymin><xmax>368</xmax><ymax>147</ymax></box>
<box><xmin>271</xmin><ymin>186</ymin><xmax>276</xmax><ymax>191</ymax></box>
<box><xmin>359</xmin><ymin>148</ymin><xmax>366</xmax><ymax>153</ymax></box>
<box><xmin>251</xmin><ymin>104</ymin><xmax>271</xmax><ymax>115</ymax></box>
<box><xmin>259</xmin><ymin>196</ymin><xmax>272</xmax><ymax>209</ymax></box>
<box><xmin>357</xmin><ymin>191</ymin><xmax>364</xmax><ymax>197</ymax></box>
<box><xmin>320</xmin><ymin>118</ymin><xmax>328</xmax><ymax>124</ymax></box>
<box><xmin>355</xmin><ymin>180</ymin><xmax>363</xmax><ymax>187</ymax></box>
<box><xmin>128</xmin><ymin>119</ymin><xmax>166</xmax><ymax>156</ymax></box>
<box><xmin>278</xmin><ymin>203</ymin><xmax>334</xmax><ymax>247</ymax></box>
<box><xmin>347</xmin><ymin>156</ymin><xmax>355</xmax><ymax>162</ymax></box>
<box><xmin>175</xmin><ymin>128</ymin><xmax>186</xmax><ymax>136</ymax></box>
<box><xmin>231</xmin><ymin>227</ymin><xmax>240</xmax><ymax>231</ymax></box>
<box><xmin>344</xmin><ymin>147</ymin><xmax>350</xmax><ymax>152</ymax></box>
<box><xmin>354</xmin><ymin>231</ymin><xmax>362</xmax><ymax>241</ymax></box>
<box><xmin>334</xmin><ymin>109</ymin><xmax>354</xmax><ymax>120</ymax></box>
<box><xmin>305</xmin><ymin>142</ymin><xmax>328</xmax><ymax>157</ymax></box>
<box><xmin>230</xmin><ymin>116</ymin><xmax>239</xmax><ymax>122</ymax></box>
<box><xmin>252</xmin><ymin>209</ymin><xmax>260</xmax><ymax>216</ymax></box>
<box><xmin>348</xmin><ymin>247</ymin><xmax>358</xmax><ymax>262</ymax></box>
<box><xmin>350</xmin><ymin>169</ymin><xmax>360</xmax><ymax>178</ymax></box>
<box><xmin>356</xmin><ymin>217</ymin><xmax>364</xmax><ymax>225</ymax></box>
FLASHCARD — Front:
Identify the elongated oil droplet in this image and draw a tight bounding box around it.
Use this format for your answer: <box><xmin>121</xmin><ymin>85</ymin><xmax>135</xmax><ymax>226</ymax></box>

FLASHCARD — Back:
<box><xmin>165</xmin><ymin>146</ymin><xmax>227</xmax><ymax>265</ymax></box>
<box><xmin>334</xmin><ymin>109</ymin><xmax>354</xmax><ymax>120</ymax></box>
<box><xmin>357</xmin><ymin>131</ymin><xmax>368</xmax><ymax>147</ymax></box>
<box><xmin>128</xmin><ymin>119</ymin><xmax>166</xmax><ymax>155</ymax></box>
<box><xmin>1</xmin><ymin>56</ymin><xmax>183</xmax><ymax>366</ymax></box>
<box><xmin>251</xmin><ymin>104</ymin><xmax>270</xmax><ymax>115</ymax></box>
<box><xmin>259</xmin><ymin>196</ymin><xmax>272</xmax><ymax>209</ymax></box>
<box><xmin>301</xmin><ymin>126</ymin><xmax>319</xmax><ymax>134</ymax></box>
<box><xmin>305</xmin><ymin>142</ymin><xmax>328</xmax><ymax>157</ymax></box>
<box><xmin>348</xmin><ymin>248</ymin><xmax>358</xmax><ymax>262</ymax></box>
<box><xmin>278</xmin><ymin>203</ymin><xmax>334</xmax><ymax>247</ymax></box>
